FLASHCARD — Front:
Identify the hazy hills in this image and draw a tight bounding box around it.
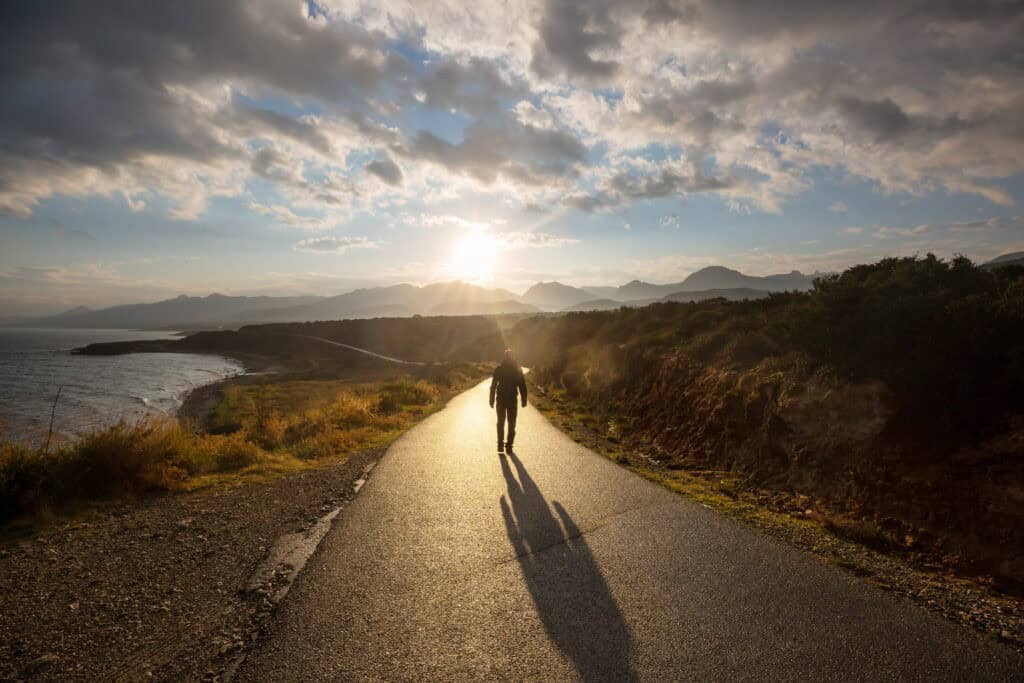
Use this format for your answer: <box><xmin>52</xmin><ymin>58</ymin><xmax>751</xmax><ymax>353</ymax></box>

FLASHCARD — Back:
<box><xmin>13</xmin><ymin>266</ymin><xmax>818</xmax><ymax>329</ymax></box>
<box><xmin>984</xmin><ymin>251</ymin><xmax>1024</xmax><ymax>270</ymax></box>
<box><xmin>28</xmin><ymin>294</ymin><xmax>322</xmax><ymax>329</ymax></box>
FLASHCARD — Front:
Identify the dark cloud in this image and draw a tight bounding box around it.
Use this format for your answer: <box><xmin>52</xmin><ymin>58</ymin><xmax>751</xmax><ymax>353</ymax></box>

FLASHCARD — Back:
<box><xmin>365</xmin><ymin>158</ymin><xmax>404</xmax><ymax>186</ymax></box>
<box><xmin>227</xmin><ymin>107</ymin><xmax>335</xmax><ymax>156</ymax></box>
<box><xmin>835</xmin><ymin>96</ymin><xmax>913</xmax><ymax>142</ymax></box>
<box><xmin>1</xmin><ymin>0</ymin><xmax>1022</xmax><ymax>218</ymax></box>
<box><xmin>400</xmin><ymin>117</ymin><xmax>587</xmax><ymax>185</ymax></box>
<box><xmin>531</xmin><ymin>0</ymin><xmax>622</xmax><ymax>80</ymax></box>
<box><xmin>568</xmin><ymin>165</ymin><xmax>736</xmax><ymax>211</ymax></box>
<box><xmin>417</xmin><ymin>58</ymin><xmax>527</xmax><ymax>116</ymax></box>
<box><xmin>0</xmin><ymin>0</ymin><xmax>539</xmax><ymax>215</ymax></box>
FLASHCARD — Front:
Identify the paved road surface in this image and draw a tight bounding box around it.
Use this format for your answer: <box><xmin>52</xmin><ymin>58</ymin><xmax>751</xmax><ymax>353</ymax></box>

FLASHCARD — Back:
<box><xmin>238</xmin><ymin>380</ymin><xmax>1022</xmax><ymax>681</ymax></box>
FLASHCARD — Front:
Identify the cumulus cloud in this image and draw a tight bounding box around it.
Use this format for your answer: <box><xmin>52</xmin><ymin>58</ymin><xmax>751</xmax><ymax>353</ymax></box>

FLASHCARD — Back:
<box><xmin>1</xmin><ymin>0</ymin><xmax>1023</xmax><ymax>223</ymax></box>
<box><xmin>247</xmin><ymin>201</ymin><xmax>334</xmax><ymax>230</ymax></box>
<box><xmin>293</xmin><ymin>235</ymin><xmax>379</xmax><ymax>254</ymax></box>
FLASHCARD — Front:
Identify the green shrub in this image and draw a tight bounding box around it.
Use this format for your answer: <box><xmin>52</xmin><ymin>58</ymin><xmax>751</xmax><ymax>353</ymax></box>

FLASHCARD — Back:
<box><xmin>209</xmin><ymin>385</ymin><xmax>244</xmax><ymax>433</ymax></box>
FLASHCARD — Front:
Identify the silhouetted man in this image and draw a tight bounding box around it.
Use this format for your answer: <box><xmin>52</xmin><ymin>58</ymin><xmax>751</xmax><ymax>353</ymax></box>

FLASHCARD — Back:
<box><xmin>489</xmin><ymin>348</ymin><xmax>527</xmax><ymax>452</ymax></box>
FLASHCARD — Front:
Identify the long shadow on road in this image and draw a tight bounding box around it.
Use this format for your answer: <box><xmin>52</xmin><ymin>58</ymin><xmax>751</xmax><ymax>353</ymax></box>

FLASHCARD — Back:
<box><xmin>500</xmin><ymin>451</ymin><xmax>638</xmax><ymax>682</ymax></box>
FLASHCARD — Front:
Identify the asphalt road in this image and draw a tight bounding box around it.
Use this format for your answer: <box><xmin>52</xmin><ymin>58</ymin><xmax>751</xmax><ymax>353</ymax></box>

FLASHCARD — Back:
<box><xmin>238</xmin><ymin>380</ymin><xmax>1023</xmax><ymax>681</ymax></box>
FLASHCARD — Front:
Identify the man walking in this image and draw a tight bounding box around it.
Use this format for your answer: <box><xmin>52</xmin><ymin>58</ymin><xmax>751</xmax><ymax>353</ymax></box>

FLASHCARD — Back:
<box><xmin>489</xmin><ymin>348</ymin><xmax>527</xmax><ymax>452</ymax></box>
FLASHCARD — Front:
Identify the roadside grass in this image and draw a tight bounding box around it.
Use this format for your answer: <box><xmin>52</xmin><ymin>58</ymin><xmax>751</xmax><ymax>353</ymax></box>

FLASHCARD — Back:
<box><xmin>0</xmin><ymin>365</ymin><xmax>486</xmax><ymax>525</ymax></box>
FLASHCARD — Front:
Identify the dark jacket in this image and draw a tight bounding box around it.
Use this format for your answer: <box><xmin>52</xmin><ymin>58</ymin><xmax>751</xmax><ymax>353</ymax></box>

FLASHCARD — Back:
<box><xmin>490</xmin><ymin>360</ymin><xmax>527</xmax><ymax>406</ymax></box>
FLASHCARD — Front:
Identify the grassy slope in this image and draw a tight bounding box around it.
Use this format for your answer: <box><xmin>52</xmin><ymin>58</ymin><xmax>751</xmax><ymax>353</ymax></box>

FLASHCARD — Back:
<box><xmin>503</xmin><ymin>255</ymin><xmax>1024</xmax><ymax>585</ymax></box>
<box><xmin>528</xmin><ymin>382</ymin><xmax>1024</xmax><ymax>649</ymax></box>
<box><xmin>0</xmin><ymin>363</ymin><xmax>487</xmax><ymax>526</ymax></box>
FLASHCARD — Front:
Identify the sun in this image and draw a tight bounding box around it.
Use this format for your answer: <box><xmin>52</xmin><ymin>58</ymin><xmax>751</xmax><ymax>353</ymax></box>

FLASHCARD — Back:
<box><xmin>450</xmin><ymin>232</ymin><xmax>498</xmax><ymax>282</ymax></box>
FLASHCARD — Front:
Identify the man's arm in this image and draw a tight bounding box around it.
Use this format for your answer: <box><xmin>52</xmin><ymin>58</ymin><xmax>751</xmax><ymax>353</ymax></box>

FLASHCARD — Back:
<box><xmin>518</xmin><ymin>369</ymin><xmax>528</xmax><ymax>407</ymax></box>
<box><xmin>489</xmin><ymin>367</ymin><xmax>498</xmax><ymax>407</ymax></box>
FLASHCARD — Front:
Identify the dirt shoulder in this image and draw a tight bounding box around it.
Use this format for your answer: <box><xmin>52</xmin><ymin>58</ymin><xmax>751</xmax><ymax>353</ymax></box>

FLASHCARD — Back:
<box><xmin>0</xmin><ymin>446</ymin><xmax>380</xmax><ymax>681</ymax></box>
<box><xmin>527</xmin><ymin>381</ymin><xmax>1024</xmax><ymax>655</ymax></box>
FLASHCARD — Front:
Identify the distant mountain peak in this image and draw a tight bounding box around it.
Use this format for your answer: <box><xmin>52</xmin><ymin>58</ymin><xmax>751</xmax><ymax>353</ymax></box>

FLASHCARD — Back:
<box><xmin>521</xmin><ymin>281</ymin><xmax>595</xmax><ymax>310</ymax></box>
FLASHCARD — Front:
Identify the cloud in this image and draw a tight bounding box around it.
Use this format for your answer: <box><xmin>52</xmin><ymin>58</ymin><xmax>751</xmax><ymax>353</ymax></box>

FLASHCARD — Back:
<box><xmin>1</xmin><ymin>0</ymin><xmax>1023</xmax><ymax>225</ymax></box>
<box><xmin>842</xmin><ymin>226</ymin><xmax>864</xmax><ymax>234</ymax></box>
<box><xmin>829</xmin><ymin>202</ymin><xmax>849</xmax><ymax>213</ymax></box>
<box><xmin>247</xmin><ymin>201</ymin><xmax>334</xmax><ymax>230</ymax></box>
<box><xmin>399</xmin><ymin>115</ymin><xmax>587</xmax><ymax>187</ymax></box>
<box><xmin>365</xmin><ymin>158</ymin><xmax>404</xmax><ymax>186</ymax></box>
<box><xmin>659</xmin><ymin>213</ymin><xmax>681</xmax><ymax>229</ymax></box>
<box><xmin>399</xmin><ymin>213</ymin><xmax>502</xmax><ymax>230</ymax></box>
<box><xmin>496</xmin><ymin>231</ymin><xmax>579</xmax><ymax>248</ymax></box>
<box><xmin>531</xmin><ymin>0</ymin><xmax>622</xmax><ymax>80</ymax></box>
<box><xmin>835</xmin><ymin>96</ymin><xmax>913</xmax><ymax>142</ymax></box>
<box><xmin>872</xmin><ymin>224</ymin><xmax>930</xmax><ymax>239</ymax></box>
<box><xmin>293</xmin><ymin>235</ymin><xmax>379</xmax><ymax>255</ymax></box>
<box><xmin>951</xmin><ymin>217</ymin><xmax>1003</xmax><ymax>231</ymax></box>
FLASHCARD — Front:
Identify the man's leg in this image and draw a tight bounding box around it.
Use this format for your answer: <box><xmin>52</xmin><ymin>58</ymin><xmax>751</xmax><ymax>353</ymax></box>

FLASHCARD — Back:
<box><xmin>496</xmin><ymin>403</ymin><xmax>506</xmax><ymax>450</ymax></box>
<box><xmin>506</xmin><ymin>403</ymin><xmax>518</xmax><ymax>449</ymax></box>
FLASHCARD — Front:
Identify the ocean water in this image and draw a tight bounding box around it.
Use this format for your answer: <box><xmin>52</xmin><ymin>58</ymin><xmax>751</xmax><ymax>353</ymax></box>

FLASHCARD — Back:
<box><xmin>0</xmin><ymin>328</ymin><xmax>244</xmax><ymax>446</ymax></box>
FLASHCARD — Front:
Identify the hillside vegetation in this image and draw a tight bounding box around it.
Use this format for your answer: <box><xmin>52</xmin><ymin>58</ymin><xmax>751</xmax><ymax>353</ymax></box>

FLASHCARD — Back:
<box><xmin>503</xmin><ymin>255</ymin><xmax>1024</xmax><ymax>583</ymax></box>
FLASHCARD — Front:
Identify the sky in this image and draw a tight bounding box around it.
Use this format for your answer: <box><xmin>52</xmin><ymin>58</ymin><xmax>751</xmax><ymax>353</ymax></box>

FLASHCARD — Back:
<box><xmin>1</xmin><ymin>1</ymin><xmax>1024</xmax><ymax>316</ymax></box>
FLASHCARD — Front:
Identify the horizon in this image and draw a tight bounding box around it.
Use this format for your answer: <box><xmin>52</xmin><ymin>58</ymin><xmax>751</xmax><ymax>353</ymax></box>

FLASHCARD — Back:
<box><xmin>0</xmin><ymin>263</ymin><xmax>875</xmax><ymax>319</ymax></box>
<box><xmin>2</xmin><ymin>1</ymin><xmax>1024</xmax><ymax>316</ymax></box>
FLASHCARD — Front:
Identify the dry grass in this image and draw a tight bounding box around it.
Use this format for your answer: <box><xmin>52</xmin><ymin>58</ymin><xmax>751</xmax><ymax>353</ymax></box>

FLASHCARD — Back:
<box><xmin>1</xmin><ymin>367</ymin><xmax>485</xmax><ymax>524</ymax></box>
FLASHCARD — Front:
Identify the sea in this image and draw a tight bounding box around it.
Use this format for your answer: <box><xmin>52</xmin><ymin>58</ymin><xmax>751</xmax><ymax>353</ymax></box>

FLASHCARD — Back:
<box><xmin>0</xmin><ymin>328</ymin><xmax>244</xmax><ymax>446</ymax></box>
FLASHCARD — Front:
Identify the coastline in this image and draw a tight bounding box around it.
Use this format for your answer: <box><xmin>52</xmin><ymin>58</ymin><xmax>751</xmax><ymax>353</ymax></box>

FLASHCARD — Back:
<box><xmin>175</xmin><ymin>353</ymin><xmax>280</xmax><ymax>428</ymax></box>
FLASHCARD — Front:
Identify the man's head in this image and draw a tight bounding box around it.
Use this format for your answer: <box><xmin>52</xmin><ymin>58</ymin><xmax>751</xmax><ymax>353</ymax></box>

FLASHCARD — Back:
<box><xmin>503</xmin><ymin>348</ymin><xmax>515</xmax><ymax>363</ymax></box>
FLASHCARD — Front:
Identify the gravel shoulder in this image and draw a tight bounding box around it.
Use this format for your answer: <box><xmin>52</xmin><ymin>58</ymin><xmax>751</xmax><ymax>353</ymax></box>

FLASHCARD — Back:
<box><xmin>0</xmin><ymin>446</ymin><xmax>381</xmax><ymax>681</ymax></box>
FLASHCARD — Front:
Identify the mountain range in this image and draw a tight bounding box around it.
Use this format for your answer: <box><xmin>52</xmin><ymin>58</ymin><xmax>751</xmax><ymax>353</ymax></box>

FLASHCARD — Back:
<box><xmin>14</xmin><ymin>266</ymin><xmax>819</xmax><ymax>329</ymax></box>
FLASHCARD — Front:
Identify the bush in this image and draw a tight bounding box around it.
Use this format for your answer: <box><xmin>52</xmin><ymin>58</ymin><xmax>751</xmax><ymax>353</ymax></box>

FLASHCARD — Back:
<box><xmin>773</xmin><ymin>255</ymin><xmax>1024</xmax><ymax>440</ymax></box>
<box><xmin>333</xmin><ymin>394</ymin><xmax>375</xmax><ymax>428</ymax></box>
<box><xmin>376</xmin><ymin>380</ymin><xmax>437</xmax><ymax>414</ymax></box>
<box><xmin>209</xmin><ymin>434</ymin><xmax>261</xmax><ymax>472</ymax></box>
<box><xmin>0</xmin><ymin>444</ymin><xmax>51</xmax><ymax>521</ymax></box>
<box><xmin>209</xmin><ymin>385</ymin><xmax>244</xmax><ymax>433</ymax></box>
<box><xmin>248</xmin><ymin>412</ymin><xmax>287</xmax><ymax>449</ymax></box>
<box><xmin>70</xmin><ymin>421</ymin><xmax>193</xmax><ymax>495</ymax></box>
<box><xmin>513</xmin><ymin>254</ymin><xmax>1024</xmax><ymax>446</ymax></box>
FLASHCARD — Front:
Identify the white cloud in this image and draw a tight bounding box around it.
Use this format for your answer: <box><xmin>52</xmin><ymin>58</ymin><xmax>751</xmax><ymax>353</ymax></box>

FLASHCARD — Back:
<box><xmin>872</xmin><ymin>224</ymin><xmax>931</xmax><ymax>239</ymax></box>
<box><xmin>293</xmin><ymin>236</ymin><xmax>379</xmax><ymax>254</ymax></box>
<box><xmin>495</xmin><ymin>231</ymin><xmax>579</xmax><ymax>248</ymax></box>
<box><xmin>247</xmin><ymin>201</ymin><xmax>334</xmax><ymax>230</ymax></box>
<box><xmin>829</xmin><ymin>201</ymin><xmax>849</xmax><ymax>213</ymax></box>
